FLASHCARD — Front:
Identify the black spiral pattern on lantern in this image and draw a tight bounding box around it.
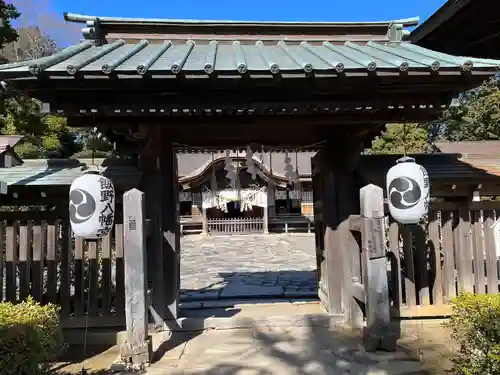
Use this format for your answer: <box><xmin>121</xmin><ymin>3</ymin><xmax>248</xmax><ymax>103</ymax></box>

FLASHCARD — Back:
<box><xmin>388</xmin><ymin>177</ymin><xmax>421</xmax><ymax>210</ymax></box>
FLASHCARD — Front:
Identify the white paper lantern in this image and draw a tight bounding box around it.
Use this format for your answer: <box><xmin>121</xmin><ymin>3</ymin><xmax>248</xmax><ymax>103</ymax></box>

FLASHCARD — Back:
<box><xmin>69</xmin><ymin>173</ymin><xmax>115</xmax><ymax>238</ymax></box>
<box><xmin>386</xmin><ymin>156</ymin><xmax>430</xmax><ymax>225</ymax></box>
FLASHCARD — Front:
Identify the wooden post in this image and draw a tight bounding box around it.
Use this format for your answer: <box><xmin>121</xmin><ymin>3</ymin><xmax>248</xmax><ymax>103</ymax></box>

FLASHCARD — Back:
<box><xmin>267</xmin><ymin>182</ymin><xmax>276</xmax><ymax>218</ymax></box>
<box><xmin>121</xmin><ymin>188</ymin><xmax>152</xmax><ymax>368</ymax></box>
<box><xmin>311</xmin><ymin>139</ymin><xmax>363</xmax><ymax>316</ymax></box>
<box><xmin>202</xmin><ymin>207</ymin><xmax>208</xmax><ymax>235</ymax></box>
<box><xmin>360</xmin><ymin>184</ymin><xmax>393</xmax><ymax>351</ymax></box>
<box><xmin>140</xmin><ymin>131</ymin><xmax>180</xmax><ymax>324</ymax></box>
<box><xmin>263</xmin><ymin>203</ymin><xmax>269</xmax><ymax>234</ymax></box>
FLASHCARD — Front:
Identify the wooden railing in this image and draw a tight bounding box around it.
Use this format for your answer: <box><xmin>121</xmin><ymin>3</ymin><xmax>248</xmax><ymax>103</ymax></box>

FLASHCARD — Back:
<box><xmin>208</xmin><ymin>217</ymin><xmax>264</xmax><ymax>234</ymax></box>
<box><xmin>180</xmin><ymin>215</ymin><xmax>203</xmax><ymax>234</ymax></box>
<box><xmin>269</xmin><ymin>214</ymin><xmax>314</xmax><ymax>233</ymax></box>
<box><xmin>386</xmin><ymin>201</ymin><xmax>500</xmax><ymax>318</ymax></box>
<box><xmin>0</xmin><ymin>210</ymin><xmax>125</xmax><ymax>329</ymax></box>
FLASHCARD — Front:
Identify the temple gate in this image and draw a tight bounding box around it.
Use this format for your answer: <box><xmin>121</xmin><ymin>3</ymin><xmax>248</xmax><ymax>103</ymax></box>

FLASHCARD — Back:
<box><xmin>1</xmin><ymin>12</ymin><xmax>499</xmax><ymax>324</ymax></box>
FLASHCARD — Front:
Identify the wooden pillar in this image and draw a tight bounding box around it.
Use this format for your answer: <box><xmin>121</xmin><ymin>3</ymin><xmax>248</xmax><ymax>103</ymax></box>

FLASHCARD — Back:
<box><xmin>202</xmin><ymin>207</ymin><xmax>208</xmax><ymax>235</ymax></box>
<box><xmin>267</xmin><ymin>182</ymin><xmax>276</xmax><ymax>218</ymax></box>
<box><xmin>312</xmin><ymin>137</ymin><xmax>363</xmax><ymax>317</ymax></box>
<box><xmin>263</xmin><ymin>202</ymin><xmax>269</xmax><ymax>234</ymax></box>
<box><xmin>140</xmin><ymin>127</ymin><xmax>180</xmax><ymax>325</ymax></box>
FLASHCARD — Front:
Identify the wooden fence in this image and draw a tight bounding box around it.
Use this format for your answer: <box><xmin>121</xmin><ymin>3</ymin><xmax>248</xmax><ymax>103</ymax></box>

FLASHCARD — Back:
<box><xmin>387</xmin><ymin>201</ymin><xmax>500</xmax><ymax>318</ymax></box>
<box><xmin>207</xmin><ymin>217</ymin><xmax>264</xmax><ymax>234</ymax></box>
<box><xmin>0</xmin><ymin>210</ymin><xmax>125</xmax><ymax>329</ymax></box>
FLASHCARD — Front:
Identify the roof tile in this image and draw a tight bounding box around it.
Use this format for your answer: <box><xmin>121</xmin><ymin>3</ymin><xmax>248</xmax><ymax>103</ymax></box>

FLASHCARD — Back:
<box><xmin>2</xmin><ymin>40</ymin><xmax>499</xmax><ymax>78</ymax></box>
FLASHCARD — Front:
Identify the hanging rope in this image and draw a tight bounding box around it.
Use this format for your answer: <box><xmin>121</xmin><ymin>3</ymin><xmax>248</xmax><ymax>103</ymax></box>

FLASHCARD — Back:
<box><xmin>403</xmin><ymin>123</ymin><xmax>408</xmax><ymax>156</ymax></box>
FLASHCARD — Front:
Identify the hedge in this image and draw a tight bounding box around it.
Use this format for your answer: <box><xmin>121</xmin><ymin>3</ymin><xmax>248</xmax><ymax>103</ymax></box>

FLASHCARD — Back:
<box><xmin>445</xmin><ymin>293</ymin><xmax>500</xmax><ymax>375</ymax></box>
<box><xmin>0</xmin><ymin>297</ymin><xmax>63</xmax><ymax>375</ymax></box>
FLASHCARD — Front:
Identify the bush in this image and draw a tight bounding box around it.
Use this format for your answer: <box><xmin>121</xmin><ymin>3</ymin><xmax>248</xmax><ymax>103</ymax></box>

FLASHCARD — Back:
<box><xmin>0</xmin><ymin>297</ymin><xmax>63</xmax><ymax>375</ymax></box>
<box><xmin>445</xmin><ymin>293</ymin><xmax>500</xmax><ymax>375</ymax></box>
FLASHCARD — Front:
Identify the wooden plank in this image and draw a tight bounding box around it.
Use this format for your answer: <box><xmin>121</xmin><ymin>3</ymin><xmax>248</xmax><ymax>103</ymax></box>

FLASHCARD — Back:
<box><xmin>402</xmin><ymin>225</ymin><xmax>416</xmax><ymax>307</ymax></box>
<box><xmin>456</xmin><ymin>203</ymin><xmax>473</xmax><ymax>293</ymax></box>
<box><xmin>59</xmin><ymin>220</ymin><xmax>71</xmax><ymax>317</ymax></box>
<box><xmin>387</xmin><ymin>220</ymin><xmax>402</xmax><ymax>308</ymax></box>
<box><xmin>5</xmin><ymin>222</ymin><xmax>17</xmax><ymax>302</ymax></box>
<box><xmin>31</xmin><ymin>222</ymin><xmax>45</xmax><ymax>302</ymax></box>
<box><xmin>46</xmin><ymin>219</ymin><xmax>57</xmax><ymax>303</ymax></box>
<box><xmin>471</xmin><ymin>210</ymin><xmax>486</xmax><ymax>295</ymax></box>
<box><xmin>0</xmin><ymin>210</ymin><xmax>67</xmax><ymax>221</ymax></box>
<box><xmin>101</xmin><ymin>233</ymin><xmax>112</xmax><ymax>315</ymax></box>
<box><xmin>431</xmin><ymin>202</ymin><xmax>459</xmax><ymax>211</ymax></box>
<box><xmin>0</xmin><ymin>221</ymin><xmax>4</xmax><ymax>302</ymax></box>
<box><xmin>432</xmin><ymin>201</ymin><xmax>500</xmax><ymax>212</ymax></box>
<box><xmin>73</xmin><ymin>237</ymin><xmax>85</xmax><ymax>317</ymax></box>
<box><xmin>115</xmin><ymin>222</ymin><xmax>125</xmax><ymax>315</ymax></box>
<box><xmin>18</xmin><ymin>221</ymin><xmax>32</xmax><ymax>301</ymax></box>
<box><xmin>360</xmin><ymin>184</ymin><xmax>393</xmax><ymax>351</ymax></box>
<box><xmin>428</xmin><ymin>210</ymin><xmax>443</xmax><ymax>305</ymax></box>
<box><xmin>413</xmin><ymin>223</ymin><xmax>430</xmax><ymax>306</ymax></box>
<box><xmin>87</xmin><ymin>240</ymin><xmax>99</xmax><ymax>317</ymax></box>
<box><xmin>483</xmin><ymin>210</ymin><xmax>498</xmax><ymax>294</ymax></box>
<box><xmin>46</xmin><ymin>220</ymin><xmax>58</xmax><ymax>304</ymax></box>
<box><xmin>61</xmin><ymin>315</ymin><xmax>126</xmax><ymax>329</ymax></box>
<box><xmin>122</xmin><ymin>188</ymin><xmax>152</xmax><ymax>365</ymax></box>
<box><xmin>441</xmin><ymin>211</ymin><xmax>456</xmax><ymax>301</ymax></box>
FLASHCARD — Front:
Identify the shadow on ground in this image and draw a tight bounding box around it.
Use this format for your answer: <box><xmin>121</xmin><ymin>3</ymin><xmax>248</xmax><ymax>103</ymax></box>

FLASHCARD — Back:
<box><xmin>147</xmin><ymin>316</ymin><xmax>449</xmax><ymax>375</ymax></box>
<box><xmin>51</xmin><ymin>344</ymin><xmax>117</xmax><ymax>375</ymax></box>
<box><xmin>53</xmin><ymin>316</ymin><xmax>456</xmax><ymax>375</ymax></box>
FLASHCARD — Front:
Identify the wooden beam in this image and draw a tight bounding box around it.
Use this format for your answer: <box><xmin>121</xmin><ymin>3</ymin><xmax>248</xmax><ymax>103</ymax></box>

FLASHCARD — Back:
<box><xmin>8</xmin><ymin>72</ymin><xmax>482</xmax><ymax>93</ymax></box>
<box><xmin>66</xmin><ymin>108</ymin><xmax>443</xmax><ymax>129</ymax></box>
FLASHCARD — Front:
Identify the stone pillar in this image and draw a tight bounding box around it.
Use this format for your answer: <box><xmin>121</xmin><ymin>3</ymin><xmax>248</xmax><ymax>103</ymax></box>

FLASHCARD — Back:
<box><xmin>140</xmin><ymin>127</ymin><xmax>180</xmax><ymax>325</ymax></box>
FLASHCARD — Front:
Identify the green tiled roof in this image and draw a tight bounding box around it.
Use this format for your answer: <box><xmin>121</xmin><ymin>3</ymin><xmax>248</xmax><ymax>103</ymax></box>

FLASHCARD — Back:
<box><xmin>1</xmin><ymin>39</ymin><xmax>499</xmax><ymax>78</ymax></box>
<box><xmin>0</xmin><ymin>159</ymin><xmax>141</xmax><ymax>188</ymax></box>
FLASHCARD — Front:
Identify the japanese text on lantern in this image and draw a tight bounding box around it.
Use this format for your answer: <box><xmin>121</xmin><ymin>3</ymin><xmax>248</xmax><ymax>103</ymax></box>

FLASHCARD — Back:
<box><xmin>97</xmin><ymin>177</ymin><xmax>114</xmax><ymax>236</ymax></box>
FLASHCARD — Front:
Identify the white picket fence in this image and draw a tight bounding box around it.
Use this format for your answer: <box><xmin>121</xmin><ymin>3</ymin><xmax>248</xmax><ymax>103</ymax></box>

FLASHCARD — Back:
<box><xmin>207</xmin><ymin>217</ymin><xmax>264</xmax><ymax>234</ymax></box>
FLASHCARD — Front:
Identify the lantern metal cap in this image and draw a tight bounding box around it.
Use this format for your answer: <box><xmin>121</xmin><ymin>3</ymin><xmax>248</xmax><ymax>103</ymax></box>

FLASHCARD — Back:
<box><xmin>83</xmin><ymin>164</ymin><xmax>104</xmax><ymax>174</ymax></box>
<box><xmin>396</xmin><ymin>155</ymin><xmax>415</xmax><ymax>164</ymax></box>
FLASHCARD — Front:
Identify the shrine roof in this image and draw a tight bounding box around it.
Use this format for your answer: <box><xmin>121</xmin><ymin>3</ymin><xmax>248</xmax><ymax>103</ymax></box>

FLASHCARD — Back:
<box><xmin>63</xmin><ymin>13</ymin><xmax>419</xmax><ymax>40</ymax></box>
<box><xmin>0</xmin><ymin>158</ymin><xmax>141</xmax><ymax>188</ymax></box>
<box><xmin>64</xmin><ymin>13</ymin><xmax>420</xmax><ymax>28</ymax></box>
<box><xmin>410</xmin><ymin>0</ymin><xmax>500</xmax><ymax>59</ymax></box>
<box><xmin>2</xmin><ymin>153</ymin><xmax>500</xmax><ymax>190</ymax></box>
<box><xmin>177</xmin><ymin>151</ymin><xmax>315</xmax><ymax>179</ymax></box>
<box><xmin>1</xmin><ymin>39</ymin><xmax>499</xmax><ymax>79</ymax></box>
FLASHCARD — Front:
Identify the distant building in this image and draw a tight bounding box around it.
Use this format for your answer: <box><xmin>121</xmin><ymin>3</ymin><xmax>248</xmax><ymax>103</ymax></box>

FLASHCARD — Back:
<box><xmin>0</xmin><ymin>135</ymin><xmax>23</xmax><ymax>194</ymax></box>
<box><xmin>0</xmin><ymin>135</ymin><xmax>23</xmax><ymax>168</ymax></box>
<box><xmin>177</xmin><ymin>151</ymin><xmax>315</xmax><ymax>221</ymax></box>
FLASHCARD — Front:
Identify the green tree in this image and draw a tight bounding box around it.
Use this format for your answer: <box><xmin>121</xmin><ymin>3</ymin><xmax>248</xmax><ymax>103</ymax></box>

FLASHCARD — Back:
<box><xmin>0</xmin><ymin>96</ymin><xmax>75</xmax><ymax>158</ymax></box>
<box><xmin>368</xmin><ymin>123</ymin><xmax>430</xmax><ymax>154</ymax></box>
<box><xmin>0</xmin><ymin>1</ymin><xmax>20</xmax><ymax>53</ymax></box>
<box><xmin>440</xmin><ymin>78</ymin><xmax>500</xmax><ymax>141</ymax></box>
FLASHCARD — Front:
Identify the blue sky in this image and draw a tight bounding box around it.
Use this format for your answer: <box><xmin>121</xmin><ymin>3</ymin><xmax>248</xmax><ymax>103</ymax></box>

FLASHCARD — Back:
<box><xmin>14</xmin><ymin>0</ymin><xmax>448</xmax><ymax>45</ymax></box>
<box><xmin>50</xmin><ymin>0</ymin><xmax>446</xmax><ymax>23</ymax></box>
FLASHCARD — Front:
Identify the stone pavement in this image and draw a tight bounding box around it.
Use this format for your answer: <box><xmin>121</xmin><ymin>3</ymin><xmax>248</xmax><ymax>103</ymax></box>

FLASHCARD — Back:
<box><xmin>141</xmin><ymin>302</ymin><xmax>432</xmax><ymax>375</ymax></box>
<box><xmin>55</xmin><ymin>303</ymin><xmax>454</xmax><ymax>375</ymax></box>
<box><xmin>180</xmin><ymin>234</ymin><xmax>317</xmax><ymax>302</ymax></box>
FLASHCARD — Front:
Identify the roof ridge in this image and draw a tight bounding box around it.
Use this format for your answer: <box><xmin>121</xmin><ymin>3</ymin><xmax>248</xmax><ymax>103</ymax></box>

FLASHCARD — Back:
<box><xmin>63</xmin><ymin>12</ymin><xmax>420</xmax><ymax>28</ymax></box>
